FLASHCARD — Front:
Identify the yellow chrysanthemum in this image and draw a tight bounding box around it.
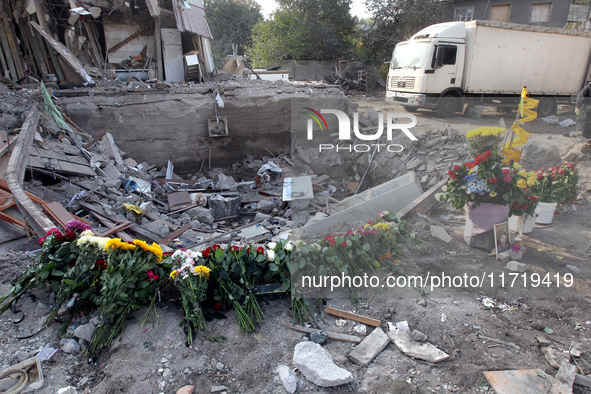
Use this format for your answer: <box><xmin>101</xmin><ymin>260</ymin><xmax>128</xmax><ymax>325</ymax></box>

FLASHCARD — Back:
<box><xmin>513</xmin><ymin>162</ymin><xmax>522</xmax><ymax>170</ymax></box>
<box><xmin>490</xmin><ymin>191</ymin><xmax>498</xmax><ymax>197</ymax></box>
<box><xmin>133</xmin><ymin>239</ymin><xmax>150</xmax><ymax>251</ymax></box>
<box><xmin>518</xmin><ymin>169</ymin><xmax>528</xmax><ymax>177</ymax></box>
<box><xmin>105</xmin><ymin>238</ymin><xmax>122</xmax><ymax>251</ymax></box>
<box><xmin>118</xmin><ymin>242</ymin><xmax>136</xmax><ymax>251</ymax></box>
<box><xmin>148</xmin><ymin>243</ymin><xmax>163</xmax><ymax>262</ymax></box>
<box><xmin>372</xmin><ymin>223</ymin><xmax>389</xmax><ymax>231</ymax></box>
<box><xmin>480</xmin><ymin>129</ymin><xmax>491</xmax><ymax>137</ymax></box>
<box><xmin>170</xmin><ymin>270</ymin><xmax>178</xmax><ymax>279</ymax></box>
<box><xmin>517</xmin><ymin>179</ymin><xmax>527</xmax><ymax>188</ymax></box>
<box><xmin>193</xmin><ymin>265</ymin><xmax>211</xmax><ymax>279</ymax></box>
<box><xmin>466</xmin><ymin>130</ymin><xmax>477</xmax><ymax>138</ymax></box>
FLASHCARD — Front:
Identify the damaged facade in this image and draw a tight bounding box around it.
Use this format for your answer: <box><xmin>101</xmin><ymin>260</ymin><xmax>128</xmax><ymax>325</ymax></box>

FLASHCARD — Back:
<box><xmin>0</xmin><ymin>0</ymin><xmax>214</xmax><ymax>85</ymax></box>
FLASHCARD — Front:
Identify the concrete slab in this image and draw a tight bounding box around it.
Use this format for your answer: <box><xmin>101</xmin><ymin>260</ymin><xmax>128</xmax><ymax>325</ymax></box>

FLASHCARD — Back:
<box><xmin>483</xmin><ymin>369</ymin><xmax>552</xmax><ymax>394</ymax></box>
<box><xmin>302</xmin><ymin>172</ymin><xmax>422</xmax><ymax>237</ymax></box>
<box><xmin>348</xmin><ymin>327</ymin><xmax>389</xmax><ymax>366</ymax></box>
<box><xmin>388</xmin><ymin>328</ymin><xmax>450</xmax><ymax>363</ymax></box>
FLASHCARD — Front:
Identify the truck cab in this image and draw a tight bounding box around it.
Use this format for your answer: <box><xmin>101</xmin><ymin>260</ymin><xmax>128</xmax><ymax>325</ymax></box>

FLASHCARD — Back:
<box><xmin>385</xmin><ymin>22</ymin><xmax>466</xmax><ymax>117</ymax></box>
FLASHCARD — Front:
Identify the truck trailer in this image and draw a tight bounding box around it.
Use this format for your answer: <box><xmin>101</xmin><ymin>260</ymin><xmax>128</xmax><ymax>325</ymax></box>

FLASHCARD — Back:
<box><xmin>385</xmin><ymin>20</ymin><xmax>591</xmax><ymax>117</ymax></box>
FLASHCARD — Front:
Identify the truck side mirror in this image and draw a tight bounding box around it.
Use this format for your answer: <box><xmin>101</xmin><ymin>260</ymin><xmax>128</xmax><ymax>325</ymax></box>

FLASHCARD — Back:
<box><xmin>435</xmin><ymin>46</ymin><xmax>445</xmax><ymax>68</ymax></box>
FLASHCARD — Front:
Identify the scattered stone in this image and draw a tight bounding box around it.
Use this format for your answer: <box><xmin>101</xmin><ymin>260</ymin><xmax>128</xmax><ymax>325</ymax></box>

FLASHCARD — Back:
<box><xmin>216</xmin><ymin>174</ymin><xmax>238</xmax><ymax>191</ymax></box>
<box><xmin>292</xmin><ymin>341</ymin><xmax>354</xmax><ymax>387</ymax></box>
<box><xmin>186</xmin><ymin>206</ymin><xmax>215</xmax><ymax>225</ymax></box>
<box><xmin>417</xmin><ymin>299</ymin><xmax>427</xmax><ymax>307</ymax></box>
<box><xmin>15</xmin><ymin>350</ymin><xmax>30</xmax><ymax>362</ymax></box>
<box><xmin>430</xmin><ymin>225</ymin><xmax>451</xmax><ymax>243</ymax></box>
<box><xmin>542</xmin><ymin>346</ymin><xmax>570</xmax><ymax>369</ymax></box>
<box><xmin>411</xmin><ymin>330</ymin><xmax>428</xmax><ymax>342</ymax></box>
<box><xmin>74</xmin><ymin>322</ymin><xmax>96</xmax><ymax>342</ymax></box>
<box><xmin>537</xmin><ymin>336</ymin><xmax>552</xmax><ymax>346</ymax></box>
<box><xmin>353</xmin><ymin>324</ymin><xmax>367</xmax><ymax>335</ymax></box>
<box><xmin>531</xmin><ymin>321</ymin><xmax>545</xmax><ymax>330</ymax></box>
<box><xmin>57</xmin><ymin>387</ymin><xmax>78</xmax><ymax>394</ymax></box>
<box><xmin>211</xmin><ymin>386</ymin><xmax>229</xmax><ymax>393</ymax></box>
<box><xmin>506</xmin><ymin>261</ymin><xmax>528</xmax><ymax>272</ymax></box>
<box><xmin>176</xmin><ymin>385</ymin><xmax>195</xmax><ymax>394</ymax></box>
<box><xmin>510</xmin><ymin>250</ymin><xmax>524</xmax><ymax>261</ymax></box>
<box><xmin>388</xmin><ymin>329</ymin><xmax>450</xmax><ymax>363</ymax></box>
<box><xmin>309</xmin><ymin>330</ymin><xmax>328</xmax><ymax>344</ymax></box>
<box><xmin>566</xmin><ymin>265</ymin><xmax>581</xmax><ymax>274</ymax></box>
<box><xmin>145</xmin><ymin>220</ymin><xmax>170</xmax><ymax>238</ymax></box>
<box><xmin>216</xmin><ymin>362</ymin><xmax>224</xmax><ymax>371</ymax></box>
<box><xmin>162</xmin><ymin>368</ymin><xmax>172</xmax><ymax>379</ymax></box>
<box><xmin>498</xmin><ymin>251</ymin><xmax>511</xmax><ymax>263</ymax></box>
<box><xmin>61</xmin><ymin>339</ymin><xmax>81</xmax><ymax>355</ymax></box>
<box><xmin>257</xmin><ymin>198</ymin><xmax>280</xmax><ymax>214</ymax></box>
<box><xmin>34</xmin><ymin>302</ymin><xmax>50</xmax><ymax>317</ymax></box>
<box><xmin>277</xmin><ymin>365</ymin><xmax>298</xmax><ymax>394</ymax></box>
<box><xmin>254</xmin><ymin>212</ymin><xmax>272</xmax><ymax>222</ymax></box>
<box><xmin>348</xmin><ymin>327</ymin><xmax>390</xmax><ymax>366</ymax></box>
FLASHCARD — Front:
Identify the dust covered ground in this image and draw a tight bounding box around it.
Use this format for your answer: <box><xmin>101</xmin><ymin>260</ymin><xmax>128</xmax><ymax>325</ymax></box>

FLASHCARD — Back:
<box><xmin>0</xmin><ymin>96</ymin><xmax>590</xmax><ymax>394</ymax></box>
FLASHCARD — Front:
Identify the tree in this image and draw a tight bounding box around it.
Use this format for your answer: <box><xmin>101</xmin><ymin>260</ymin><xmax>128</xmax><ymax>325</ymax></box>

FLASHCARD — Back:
<box><xmin>361</xmin><ymin>0</ymin><xmax>448</xmax><ymax>61</ymax></box>
<box><xmin>204</xmin><ymin>0</ymin><xmax>263</xmax><ymax>61</ymax></box>
<box><xmin>248</xmin><ymin>0</ymin><xmax>357</xmax><ymax>67</ymax></box>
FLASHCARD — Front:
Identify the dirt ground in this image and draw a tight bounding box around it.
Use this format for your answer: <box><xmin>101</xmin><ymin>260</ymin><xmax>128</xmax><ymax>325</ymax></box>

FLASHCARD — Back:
<box><xmin>1</xmin><ymin>94</ymin><xmax>590</xmax><ymax>394</ymax></box>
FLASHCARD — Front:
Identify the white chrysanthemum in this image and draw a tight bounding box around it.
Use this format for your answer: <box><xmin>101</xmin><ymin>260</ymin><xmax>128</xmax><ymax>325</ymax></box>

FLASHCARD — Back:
<box><xmin>80</xmin><ymin>229</ymin><xmax>94</xmax><ymax>237</ymax></box>
<box><xmin>268</xmin><ymin>242</ymin><xmax>277</xmax><ymax>250</ymax></box>
<box><xmin>266</xmin><ymin>249</ymin><xmax>275</xmax><ymax>262</ymax></box>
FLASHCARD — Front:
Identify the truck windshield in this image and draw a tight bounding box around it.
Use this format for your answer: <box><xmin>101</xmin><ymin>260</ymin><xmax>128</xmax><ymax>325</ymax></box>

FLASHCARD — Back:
<box><xmin>391</xmin><ymin>42</ymin><xmax>431</xmax><ymax>69</ymax></box>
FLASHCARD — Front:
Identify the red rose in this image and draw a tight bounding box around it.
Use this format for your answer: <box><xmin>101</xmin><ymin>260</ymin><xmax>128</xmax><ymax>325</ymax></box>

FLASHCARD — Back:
<box><xmin>522</xmin><ymin>203</ymin><xmax>528</xmax><ymax>210</ymax></box>
<box><xmin>212</xmin><ymin>245</ymin><xmax>221</xmax><ymax>251</ymax></box>
<box><xmin>230</xmin><ymin>246</ymin><xmax>239</xmax><ymax>253</ymax></box>
<box><xmin>214</xmin><ymin>302</ymin><xmax>222</xmax><ymax>310</ymax></box>
<box><xmin>256</xmin><ymin>246</ymin><xmax>264</xmax><ymax>254</ymax></box>
<box><xmin>485</xmin><ymin>150</ymin><xmax>492</xmax><ymax>157</ymax></box>
<box><xmin>466</xmin><ymin>162</ymin><xmax>475</xmax><ymax>169</ymax></box>
<box><xmin>95</xmin><ymin>259</ymin><xmax>107</xmax><ymax>270</ymax></box>
<box><xmin>55</xmin><ymin>233</ymin><xmax>65</xmax><ymax>242</ymax></box>
<box><xmin>347</xmin><ymin>230</ymin><xmax>354</xmax><ymax>236</ymax></box>
<box><xmin>46</xmin><ymin>228</ymin><xmax>61</xmax><ymax>237</ymax></box>
<box><xmin>65</xmin><ymin>231</ymin><xmax>76</xmax><ymax>240</ymax></box>
<box><xmin>531</xmin><ymin>196</ymin><xmax>538</xmax><ymax>202</ymax></box>
<box><xmin>38</xmin><ymin>237</ymin><xmax>46</xmax><ymax>246</ymax></box>
<box><xmin>450</xmin><ymin>174</ymin><xmax>457</xmax><ymax>179</ymax></box>
<box><xmin>474</xmin><ymin>157</ymin><xmax>481</xmax><ymax>165</ymax></box>
<box><xmin>502</xmin><ymin>169</ymin><xmax>510</xmax><ymax>175</ymax></box>
<box><xmin>453</xmin><ymin>165</ymin><xmax>460</xmax><ymax>171</ymax></box>
<box><xmin>329</xmin><ymin>240</ymin><xmax>336</xmax><ymax>246</ymax></box>
<box><xmin>488</xmin><ymin>177</ymin><xmax>497</xmax><ymax>184</ymax></box>
<box><xmin>147</xmin><ymin>270</ymin><xmax>159</xmax><ymax>282</ymax></box>
<box><xmin>448</xmin><ymin>170</ymin><xmax>454</xmax><ymax>176</ymax></box>
<box><xmin>202</xmin><ymin>247</ymin><xmax>212</xmax><ymax>258</ymax></box>
<box><xmin>340</xmin><ymin>241</ymin><xmax>347</xmax><ymax>247</ymax></box>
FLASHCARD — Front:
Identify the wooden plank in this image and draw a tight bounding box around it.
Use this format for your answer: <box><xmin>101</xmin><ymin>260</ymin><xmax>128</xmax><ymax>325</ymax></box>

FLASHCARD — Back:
<box><xmin>30</xmin><ymin>21</ymin><xmax>93</xmax><ymax>84</ymax></box>
<box><xmin>280</xmin><ymin>321</ymin><xmax>361</xmax><ymax>344</ymax></box>
<box><xmin>91</xmin><ymin>211</ymin><xmax>134</xmax><ymax>242</ymax></box>
<box><xmin>108</xmin><ymin>24</ymin><xmax>151</xmax><ymax>54</ymax></box>
<box><xmin>324</xmin><ymin>307</ymin><xmax>381</xmax><ymax>327</ymax></box>
<box><xmin>98</xmin><ymin>221</ymin><xmax>133</xmax><ymax>237</ymax></box>
<box><xmin>155</xmin><ymin>16</ymin><xmax>163</xmax><ymax>81</ymax></box>
<box><xmin>82</xmin><ymin>21</ymin><xmax>103</xmax><ymax>69</ymax></box>
<box><xmin>19</xmin><ymin>19</ymin><xmax>48</xmax><ymax>76</ymax></box>
<box><xmin>3</xmin><ymin>19</ymin><xmax>24</xmax><ymax>80</ymax></box>
<box><xmin>42</xmin><ymin>202</ymin><xmax>76</xmax><ymax>229</ymax></box>
<box><xmin>0</xmin><ymin>34</ymin><xmax>9</xmax><ymax>78</ymax></box>
<box><xmin>158</xmin><ymin>223</ymin><xmax>191</xmax><ymax>244</ymax></box>
<box><xmin>312</xmin><ymin>174</ymin><xmax>330</xmax><ymax>185</ymax></box>
<box><xmin>83</xmin><ymin>131</ymin><xmax>107</xmax><ymax>149</ymax></box>
<box><xmin>0</xmin><ymin>210</ymin><xmax>26</xmax><ymax>229</ymax></box>
<box><xmin>16</xmin><ymin>19</ymin><xmax>37</xmax><ymax>76</ymax></box>
<box><xmin>0</xmin><ymin>20</ymin><xmax>18</xmax><ymax>81</ymax></box>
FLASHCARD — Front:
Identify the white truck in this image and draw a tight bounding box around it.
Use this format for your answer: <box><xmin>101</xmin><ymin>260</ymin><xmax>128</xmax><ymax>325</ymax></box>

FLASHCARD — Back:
<box><xmin>385</xmin><ymin>20</ymin><xmax>591</xmax><ymax>117</ymax></box>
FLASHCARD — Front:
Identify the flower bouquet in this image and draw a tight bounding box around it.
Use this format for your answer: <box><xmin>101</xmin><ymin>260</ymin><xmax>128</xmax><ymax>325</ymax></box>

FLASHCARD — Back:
<box><xmin>169</xmin><ymin>249</ymin><xmax>211</xmax><ymax>344</ymax></box>
<box><xmin>531</xmin><ymin>163</ymin><xmax>579</xmax><ymax>208</ymax></box>
<box><xmin>0</xmin><ymin>224</ymin><xmax>82</xmax><ymax>315</ymax></box>
<box><xmin>465</xmin><ymin>126</ymin><xmax>506</xmax><ymax>157</ymax></box>
<box><xmin>89</xmin><ymin>238</ymin><xmax>166</xmax><ymax>357</ymax></box>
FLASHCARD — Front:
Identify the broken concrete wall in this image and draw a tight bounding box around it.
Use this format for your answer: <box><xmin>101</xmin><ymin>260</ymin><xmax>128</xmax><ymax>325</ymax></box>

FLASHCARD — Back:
<box><xmin>59</xmin><ymin>82</ymin><xmax>349</xmax><ymax>174</ymax></box>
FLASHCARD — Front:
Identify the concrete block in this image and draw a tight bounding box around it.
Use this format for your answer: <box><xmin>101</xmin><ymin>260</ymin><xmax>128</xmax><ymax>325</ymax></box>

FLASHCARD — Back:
<box><xmin>506</xmin><ymin>261</ymin><xmax>528</xmax><ymax>272</ymax></box>
<box><xmin>348</xmin><ymin>327</ymin><xmax>389</xmax><ymax>366</ymax></box>
<box><xmin>303</xmin><ymin>172</ymin><xmax>422</xmax><ymax>237</ymax></box>
<box><xmin>430</xmin><ymin>225</ymin><xmax>451</xmax><ymax>243</ymax></box>
<box><xmin>498</xmin><ymin>251</ymin><xmax>511</xmax><ymax>263</ymax></box>
<box><xmin>293</xmin><ymin>341</ymin><xmax>353</xmax><ymax>387</ymax></box>
<box><xmin>388</xmin><ymin>329</ymin><xmax>449</xmax><ymax>363</ymax></box>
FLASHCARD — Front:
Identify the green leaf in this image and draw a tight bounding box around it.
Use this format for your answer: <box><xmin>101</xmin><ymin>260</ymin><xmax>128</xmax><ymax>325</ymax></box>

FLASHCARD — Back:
<box><xmin>52</xmin><ymin>269</ymin><xmax>65</xmax><ymax>276</ymax></box>
<box><xmin>269</xmin><ymin>263</ymin><xmax>279</xmax><ymax>272</ymax></box>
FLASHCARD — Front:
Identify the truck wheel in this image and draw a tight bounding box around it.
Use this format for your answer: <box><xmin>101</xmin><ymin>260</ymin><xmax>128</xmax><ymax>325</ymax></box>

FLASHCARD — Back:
<box><xmin>403</xmin><ymin>106</ymin><xmax>418</xmax><ymax>113</ymax></box>
<box><xmin>537</xmin><ymin>97</ymin><xmax>556</xmax><ymax>117</ymax></box>
<box><xmin>436</xmin><ymin>96</ymin><xmax>457</xmax><ymax>118</ymax></box>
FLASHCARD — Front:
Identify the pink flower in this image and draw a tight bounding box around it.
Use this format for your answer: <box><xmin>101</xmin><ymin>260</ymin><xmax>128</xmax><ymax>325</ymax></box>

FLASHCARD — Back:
<box><xmin>504</xmin><ymin>175</ymin><xmax>512</xmax><ymax>182</ymax></box>
<box><xmin>346</xmin><ymin>230</ymin><xmax>354</xmax><ymax>236</ymax></box>
<box><xmin>38</xmin><ymin>237</ymin><xmax>46</xmax><ymax>246</ymax></box>
<box><xmin>147</xmin><ymin>270</ymin><xmax>159</xmax><ymax>282</ymax></box>
<box><xmin>558</xmin><ymin>169</ymin><xmax>564</xmax><ymax>174</ymax></box>
<box><xmin>568</xmin><ymin>163</ymin><xmax>574</xmax><ymax>168</ymax></box>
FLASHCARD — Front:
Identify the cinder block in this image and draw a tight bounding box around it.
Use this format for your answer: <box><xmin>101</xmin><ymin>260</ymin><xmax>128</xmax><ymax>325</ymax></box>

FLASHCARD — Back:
<box><xmin>348</xmin><ymin>327</ymin><xmax>389</xmax><ymax>366</ymax></box>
